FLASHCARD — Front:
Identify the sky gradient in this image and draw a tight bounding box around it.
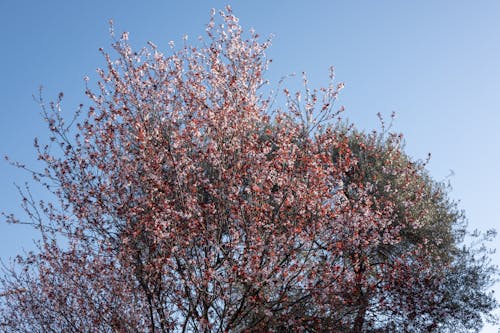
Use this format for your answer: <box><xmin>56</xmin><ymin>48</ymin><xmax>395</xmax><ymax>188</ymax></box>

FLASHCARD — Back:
<box><xmin>1</xmin><ymin>1</ymin><xmax>499</xmax><ymax>331</ymax></box>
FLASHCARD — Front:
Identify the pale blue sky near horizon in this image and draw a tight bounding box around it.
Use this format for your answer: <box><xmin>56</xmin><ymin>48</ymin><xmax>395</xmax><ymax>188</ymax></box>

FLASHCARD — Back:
<box><xmin>1</xmin><ymin>1</ymin><xmax>499</xmax><ymax>331</ymax></box>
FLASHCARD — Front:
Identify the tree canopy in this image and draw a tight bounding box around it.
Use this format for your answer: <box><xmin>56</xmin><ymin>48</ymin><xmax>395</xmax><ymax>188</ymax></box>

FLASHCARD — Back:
<box><xmin>0</xmin><ymin>8</ymin><xmax>497</xmax><ymax>332</ymax></box>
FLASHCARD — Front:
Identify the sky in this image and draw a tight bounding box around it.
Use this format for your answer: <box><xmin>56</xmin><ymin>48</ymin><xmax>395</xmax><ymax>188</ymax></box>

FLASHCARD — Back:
<box><xmin>1</xmin><ymin>1</ymin><xmax>499</xmax><ymax>331</ymax></box>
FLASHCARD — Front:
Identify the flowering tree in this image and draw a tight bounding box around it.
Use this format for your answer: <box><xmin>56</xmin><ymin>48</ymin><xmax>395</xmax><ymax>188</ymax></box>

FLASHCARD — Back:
<box><xmin>1</xmin><ymin>8</ymin><xmax>497</xmax><ymax>332</ymax></box>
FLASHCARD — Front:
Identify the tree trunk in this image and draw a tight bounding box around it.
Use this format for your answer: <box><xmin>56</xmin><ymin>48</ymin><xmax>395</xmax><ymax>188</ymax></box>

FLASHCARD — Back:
<box><xmin>352</xmin><ymin>293</ymin><xmax>368</xmax><ymax>333</ymax></box>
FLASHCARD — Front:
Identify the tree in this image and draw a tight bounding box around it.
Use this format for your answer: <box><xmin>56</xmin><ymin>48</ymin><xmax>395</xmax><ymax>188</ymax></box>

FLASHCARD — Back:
<box><xmin>321</xmin><ymin>124</ymin><xmax>498</xmax><ymax>332</ymax></box>
<box><xmin>0</xmin><ymin>8</ymin><xmax>497</xmax><ymax>332</ymax></box>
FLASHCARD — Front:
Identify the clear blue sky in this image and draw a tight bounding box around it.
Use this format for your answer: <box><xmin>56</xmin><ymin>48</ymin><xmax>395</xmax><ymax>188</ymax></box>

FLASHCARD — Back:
<box><xmin>1</xmin><ymin>1</ymin><xmax>499</xmax><ymax>331</ymax></box>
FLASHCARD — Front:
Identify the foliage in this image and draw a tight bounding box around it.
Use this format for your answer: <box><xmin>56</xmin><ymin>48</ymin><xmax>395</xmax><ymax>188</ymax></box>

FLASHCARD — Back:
<box><xmin>0</xmin><ymin>8</ymin><xmax>497</xmax><ymax>332</ymax></box>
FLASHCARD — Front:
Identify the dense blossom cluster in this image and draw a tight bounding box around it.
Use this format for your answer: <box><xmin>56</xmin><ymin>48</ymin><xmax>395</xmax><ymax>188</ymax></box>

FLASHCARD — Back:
<box><xmin>0</xmin><ymin>8</ymin><xmax>497</xmax><ymax>332</ymax></box>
